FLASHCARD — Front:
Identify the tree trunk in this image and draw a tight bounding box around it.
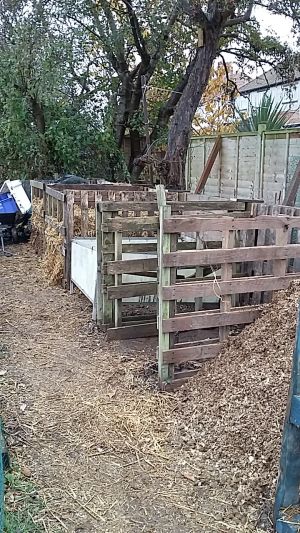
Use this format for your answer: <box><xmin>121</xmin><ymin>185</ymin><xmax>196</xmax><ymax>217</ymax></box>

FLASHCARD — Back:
<box><xmin>163</xmin><ymin>28</ymin><xmax>220</xmax><ymax>188</ymax></box>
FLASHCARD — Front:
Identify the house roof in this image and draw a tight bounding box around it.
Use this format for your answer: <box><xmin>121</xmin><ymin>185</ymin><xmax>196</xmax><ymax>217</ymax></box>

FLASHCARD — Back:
<box><xmin>239</xmin><ymin>67</ymin><xmax>300</xmax><ymax>94</ymax></box>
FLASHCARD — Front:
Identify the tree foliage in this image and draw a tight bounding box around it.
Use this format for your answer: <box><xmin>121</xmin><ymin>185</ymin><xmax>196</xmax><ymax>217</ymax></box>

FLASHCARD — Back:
<box><xmin>0</xmin><ymin>0</ymin><xmax>299</xmax><ymax>185</ymax></box>
<box><xmin>193</xmin><ymin>63</ymin><xmax>238</xmax><ymax>135</ymax></box>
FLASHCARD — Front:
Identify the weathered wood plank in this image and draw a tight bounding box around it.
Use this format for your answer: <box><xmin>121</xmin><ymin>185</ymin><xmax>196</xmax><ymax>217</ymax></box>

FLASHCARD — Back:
<box><xmin>30</xmin><ymin>180</ymin><xmax>45</xmax><ymax>190</ymax></box>
<box><xmin>102</xmin><ymin>216</ymin><xmax>159</xmax><ymax>232</ymax></box>
<box><xmin>45</xmin><ymin>186</ymin><xmax>65</xmax><ymax>202</ymax></box>
<box><xmin>107</xmin><ymin>281</ymin><xmax>157</xmax><ymax>300</ymax></box>
<box><xmin>283</xmin><ymin>160</ymin><xmax>300</xmax><ymax>206</ymax></box>
<box><xmin>162</xmin><ymin>274</ymin><xmax>300</xmax><ymax>300</ymax></box>
<box><xmin>195</xmin><ymin>135</ymin><xmax>222</xmax><ymax>193</ymax></box>
<box><xmin>157</xmin><ymin>186</ymin><xmax>174</xmax><ymax>384</ymax></box>
<box><xmin>106</xmin><ymin>321</ymin><xmax>157</xmax><ymax>340</ymax></box>
<box><xmin>81</xmin><ymin>191</ymin><xmax>89</xmax><ymax>237</ymax></box>
<box><xmin>220</xmin><ymin>229</ymin><xmax>235</xmax><ymax>341</ymax></box>
<box><xmin>114</xmin><ymin>230</ymin><xmax>123</xmax><ymax>327</ymax></box>
<box><xmin>163</xmin><ymin>244</ymin><xmax>300</xmax><ymax>268</ymax></box>
<box><xmin>163</xmin><ymin>215</ymin><xmax>300</xmax><ymax>234</ymax></box>
<box><xmin>163</xmin><ymin>342</ymin><xmax>221</xmax><ymax>364</ymax></box>
<box><xmin>162</xmin><ymin>307</ymin><xmax>261</xmax><ymax>333</ymax></box>
<box><xmin>99</xmin><ymin>200</ymin><xmax>246</xmax><ymax>213</ymax></box>
<box><xmin>107</xmin><ymin>257</ymin><xmax>157</xmax><ymax>274</ymax></box>
<box><xmin>64</xmin><ymin>191</ymin><xmax>74</xmax><ymax>288</ymax></box>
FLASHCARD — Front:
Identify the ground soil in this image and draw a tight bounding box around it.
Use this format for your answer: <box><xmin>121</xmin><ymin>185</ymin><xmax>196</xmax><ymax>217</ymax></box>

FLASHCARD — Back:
<box><xmin>0</xmin><ymin>243</ymin><xmax>283</xmax><ymax>532</ymax></box>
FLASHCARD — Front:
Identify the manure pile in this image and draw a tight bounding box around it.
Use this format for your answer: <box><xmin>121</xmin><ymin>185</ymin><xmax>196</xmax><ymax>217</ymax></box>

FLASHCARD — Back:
<box><xmin>171</xmin><ymin>283</ymin><xmax>300</xmax><ymax>529</ymax></box>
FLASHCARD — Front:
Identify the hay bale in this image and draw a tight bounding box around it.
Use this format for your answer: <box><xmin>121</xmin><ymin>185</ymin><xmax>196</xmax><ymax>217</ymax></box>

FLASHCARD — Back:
<box><xmin>74</xmin><ymin>205</ymin><xmax>95</xmax><ymax>236</ymax></box>
<box><xmin>41</xmin><ymin>226</ymin><xmax>64</xmax><ymax>285</ymax></box>
<box><xmin>31</xmin><ymin>198</ymin><xmax>45</xmax><ymax>255</ymax></box>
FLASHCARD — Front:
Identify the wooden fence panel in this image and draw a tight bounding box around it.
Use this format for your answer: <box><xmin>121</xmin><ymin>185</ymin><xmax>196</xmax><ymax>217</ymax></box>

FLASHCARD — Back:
<box><xmin>157</xmin><ymin>202</ymin><xmax>300</xmax><ymax>390</ymax></box>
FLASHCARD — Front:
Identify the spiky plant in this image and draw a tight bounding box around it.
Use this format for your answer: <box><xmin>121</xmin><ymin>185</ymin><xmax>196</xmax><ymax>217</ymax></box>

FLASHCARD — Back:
<box><xmin>237</xmin><ymin>93</ymin><xmax>290</xmax><ymax>132</ymax></box>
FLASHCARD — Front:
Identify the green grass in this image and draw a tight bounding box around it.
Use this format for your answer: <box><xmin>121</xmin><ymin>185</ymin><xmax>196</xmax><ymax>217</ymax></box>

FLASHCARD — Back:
<box><xmin>4</xmin><ymin>467</ymin><xmax>46</xmax><ymax>533</ymax></box>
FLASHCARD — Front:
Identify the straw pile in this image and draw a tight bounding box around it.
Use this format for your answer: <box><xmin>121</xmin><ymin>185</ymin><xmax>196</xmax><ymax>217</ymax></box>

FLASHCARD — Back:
<box><xmin>31</xmin><ymin>197</ymin><xmax>64</xmax><ymax>284</ymax></box>
<box><xmin>31</xmin><ymin>198</ymin><xmax>45</xmax><ymax>255</ymax></box>
<box><xmin>74</xmin><ymin>205</ymin><xmax>95</xmax><ymax>236</ymax></box>
<box><xmin>40</xmin><ymin>226</ymin><xmax>64</xmax><ymax>284</ymax></box>
<box><xmin>171</xmin><ymin>283</ymin><xmax>300</xmax><ymax>529</ymax></box>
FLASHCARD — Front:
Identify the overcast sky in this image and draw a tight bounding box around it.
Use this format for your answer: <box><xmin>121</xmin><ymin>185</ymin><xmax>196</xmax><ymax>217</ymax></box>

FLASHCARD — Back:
<box><xmin>256</xmin><ymin>6</ymin><xmax>296</xmax><ymax>46</ymax></box>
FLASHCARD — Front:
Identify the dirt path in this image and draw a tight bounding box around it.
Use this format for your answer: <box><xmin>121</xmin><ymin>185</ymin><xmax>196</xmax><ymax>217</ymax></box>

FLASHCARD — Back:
<box><xmin>0</xmin><ymin>244</ymin><xmax>265</xmax><ymax>533</ymax></box>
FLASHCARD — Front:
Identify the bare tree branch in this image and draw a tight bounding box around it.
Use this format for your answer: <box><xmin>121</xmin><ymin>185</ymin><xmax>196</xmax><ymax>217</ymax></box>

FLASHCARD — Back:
<box><xmin>224</xmin><ymin>1</ymin><xmax>254</xmax><ymax>27</ymax></box>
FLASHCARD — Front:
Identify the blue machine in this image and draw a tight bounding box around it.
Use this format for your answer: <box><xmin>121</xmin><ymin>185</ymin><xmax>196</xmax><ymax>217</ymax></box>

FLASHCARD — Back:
<box><xmin>274</xmin><ymin>305</ymin><xmax>300</xmax><ymax>531</ymax></box>
<box><xmin>0</xmin><ymin>193</ymin><xmax>18</xmax><ymax>214</ymax></box>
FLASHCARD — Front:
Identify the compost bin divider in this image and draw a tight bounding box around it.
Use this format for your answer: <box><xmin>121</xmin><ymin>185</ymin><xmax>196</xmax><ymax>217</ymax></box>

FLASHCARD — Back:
<box><xmin>157</xmin><ymin>192</ymin><xmax>300</xmax><ymax>391</ymax></box>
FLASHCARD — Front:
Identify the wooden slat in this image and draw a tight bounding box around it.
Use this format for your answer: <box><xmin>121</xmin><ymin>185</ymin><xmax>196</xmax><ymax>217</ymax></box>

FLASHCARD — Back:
<box><xmin>107</xmin><ymin>281</ymin><xmax>157</xmax><ymax>300</ymax></box>
<box><xmin>30</xmin><ymin>180</ymin><xmax>45</xmax><ymax>190</ymax></box>
<box><xmin>100</xmin><ymin>200</ymin><xmax>246</xmax><ymax>213</ymax></box>
<box><xmin>162</xmin><ymin>307</ymin><xmax>261</xmax><ymax>333</ymax></box>
<box><xmin>45</xmin><ymin>186</ymin><xmax>65</xmax><ymax>202</ymax></box>
<box><xmin>107</xmin><ymin>257</ymin><xmax>157</xmax><ymax>275</ymax></box>
<box><xmin>163</xmin><ymin>244</ymin><xmax>300</xmax><ymax>268</ymax></box>
<box><xmin>163</xmin><ymin>215</ymin><xmax>300</xmax><ymax>234</ymax></box>
<box><xmin>102</xmin><ymin>216</ymin><xmax>159</xmax><ymax>232</ymax></box>
<box><xmin>117</xmin><ymin>241</ymin><xmax>196</xmax><ymax>254</ymax></box>
<box><xmin>195</xmin><ymin>135</ymin><xmax>222</xmax><ymax>193</ymax></box>
<box><xmin>64</xmin><ymin>191</ymin><xmax>74</xmax><ymax>288</ymax></box>
<box><xmin>162</xmin><ymin>273</ymin><xmax>300</xmax><ymax>300</ymax></box>
<box><xmin>81</xmin><ymin>191</ymin><xmax>89</xmax><ymax>237</ymax></box>
<box><xmin>220</xmin><ymin>229</ymin><xmax>234</xmax><ymax>341</ymax></box>
<box><xmin>106</xmin><ymin>321</ymin><xmax>157</xmax><ymax>340</ymax></box>
<box><xmin>157</xmin><ymin>186</ymin><xmax>174</xmax><ymax>384</ymax></box>
<box><xmin>283</xmin><ymin>160</ymin><xmax>300</xmax><ymax>206</ymax></box>
<box><xmin>173</xmin><ymin>369</ymin><xmax>201</xmax><ymax>380</ymax></box>
<box><xmin>163</xmin><ymin>342</ymin><xmax>221</xmax><ymax>364</ymax></box>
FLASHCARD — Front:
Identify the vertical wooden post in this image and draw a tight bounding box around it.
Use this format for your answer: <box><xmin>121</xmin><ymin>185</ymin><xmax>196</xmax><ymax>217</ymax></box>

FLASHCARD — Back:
<box><xmin>219</xmin><ymin>229</ymin><xmax>235</xmax><ymax>342</ymax></box>
<box><xmin>96</xmin><ymin>203</ymin><xmax>103</xmax><ymax>324</ymax></box>
<box><xmin>273</xmin><ymin>224</ymin><xmax>289</xmax><ymax>278</ymax></box>
<box><xmin>102</xmin><ymin>209</ymin><xmax>115</xmax><ymax>327</ymax></box>
<box><xmin>57</xmin><ymin>198</ymin><xmax>64</xmax><ymax>223</ymax></box>
<box><xmin>252</xmin><ymin>204</ymin><xmax>267</xmax><ymax>305</ymax></box>
<box><xmin>234</xmin><ymin>135</ymin><xmax>240</xmax><ymax>198</ymax></box>
<box><xmin>195</xmin><ymin>233</ymin><xmax>204</xmax><ymax>311</ymax></box>
<box><xmin>114</xmin><ymin>230</ymin><xmax>123</xmax><ymax>328</ymax></box>
<box><xmin>283</xmin><ymin>131</ymin><xmax>290</xmax><ymax>199</ymax></box>
<box><xmin>157</xmin><ymin>184</ymin><xmax>173</xmax><ymax>386</ymax></box>
<box><xmin>81</xmin><ymin>191</ymin><xmax>89</xmax><ymax>237</ymax></box>
<box><xmin>255</xmin><ymin>124</ymin><xmax>266</xmax><ymax>199</ymax></box>
<box><xmin>63</xmin><ymin>191</ymin><xmax>74</xmax><ymax>289</ymax></box>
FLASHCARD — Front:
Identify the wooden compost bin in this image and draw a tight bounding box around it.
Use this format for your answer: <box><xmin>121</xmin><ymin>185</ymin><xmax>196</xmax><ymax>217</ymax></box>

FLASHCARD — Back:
<box><xmin>30</xmin><ymin>181</ymin><xmax>149</xmax><ymax>287</ymax></box>
<box><xmin>157</xmin><ymin>188</ymin><xmax>300</xmax><ymax>390</ymax></box>
<box><xmin>96</xmin><ymin>193</ymin><xmax>253</xmax><ymax>340</ymax></box>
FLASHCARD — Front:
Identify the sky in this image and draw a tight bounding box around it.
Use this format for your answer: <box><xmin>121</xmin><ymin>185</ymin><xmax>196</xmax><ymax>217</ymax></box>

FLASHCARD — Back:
<box><xmin>256</xmin><ymin>6</ymin><xmax>296</xmax><ymax>46</ymax></box>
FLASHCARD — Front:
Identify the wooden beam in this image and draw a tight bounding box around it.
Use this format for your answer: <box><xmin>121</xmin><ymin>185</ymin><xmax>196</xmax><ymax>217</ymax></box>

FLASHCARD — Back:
<box><xmin>81</xmin><ymin>191</ymin><xmax>89</xmax><ymax>237</ymax></box>
<box><xmin>163</xmin><ymin>342</ymin><xmax>221</xmax><ymax>364</ymax></box>
<box><xmin>45</xmin><ymin>186</ymin><xmax>65</xmax><ymax>202</ymax></box>
<box><xmin>162</xmin><ymin>273</ymin><xmax>300</xmax><ymax>300</ymax></box>
<box><xmin>106</xmin><ymin>321</ymin><xmax>157</xmax><ymax>340</ymax></box>
<box><xmin>99</xmin><ymin>200</ymin><xmax>246</xmax><ymax>213</ymax></box>
<box><xmin>194</xmin><ymin>136</ymin><xmax>222</xmax><ymax>194</ymax></box>
<box><xmin>283</xmin><ymin>160</ymin><xmax>300</xmax><ymax>206</ymax></box>
<box><xmin>102</xmin><ymin>216</ymin><xmax>159</xmax><ymax>232</ymax></box>
<box><xmin>162</xmin><ymin>307</ymin><xmax>261</xmax><ymax>333</ymax></box>
<box><xmin>107</xmin><ymin>281</ymin><xmax>157</xmax><ymax>300</ymax></box>
<box><xmin>107</xmin><ymin>257</ymin><xmax>157</xmax><ymax>275</ymax></box>
<box><xmin>163</xmin><ymin>244</ymin><xmax>300</xmax><ymax>268</ymax></box>
<box><xmin>163</xmin><ymin>215</ymin><xmax>300</xmax><ymax>234</ymax></box>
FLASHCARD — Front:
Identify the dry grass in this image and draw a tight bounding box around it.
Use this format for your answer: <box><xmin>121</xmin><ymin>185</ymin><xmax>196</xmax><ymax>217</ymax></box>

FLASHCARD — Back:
<box><xmin>0</xmin><ymin>243</ymin><xmax>271</xmax><ymax>532</ymax></box>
